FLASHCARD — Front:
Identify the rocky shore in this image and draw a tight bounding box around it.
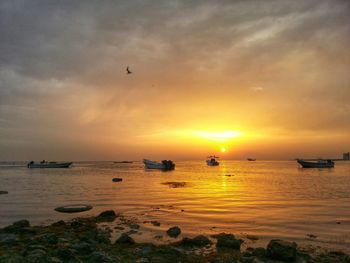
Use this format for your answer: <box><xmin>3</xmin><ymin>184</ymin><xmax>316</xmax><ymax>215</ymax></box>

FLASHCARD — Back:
<box><xmin>0</xmin><ymin>210</ymin><xmax>349</xmax><ymax>263</ymax></box>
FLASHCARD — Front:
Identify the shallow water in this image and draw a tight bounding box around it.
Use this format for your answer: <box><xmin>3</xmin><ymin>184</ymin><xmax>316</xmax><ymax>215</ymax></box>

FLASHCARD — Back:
<box><xmin>0</xmin><ymin>160</ymin><xmax>349</xmax><ymax>251</ymax></box>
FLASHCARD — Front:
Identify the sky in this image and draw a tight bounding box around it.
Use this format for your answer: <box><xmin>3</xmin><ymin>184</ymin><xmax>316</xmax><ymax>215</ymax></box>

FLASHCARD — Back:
<box><xmin>0</xmin><ymin>0</ymin><xmax>349</xmax><ymax>161</ymax></box>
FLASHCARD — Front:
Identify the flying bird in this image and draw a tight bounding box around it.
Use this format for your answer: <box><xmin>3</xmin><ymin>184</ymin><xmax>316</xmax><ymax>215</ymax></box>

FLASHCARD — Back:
<box><xmin>126</xmin><ymin>66</ymin><xmax>132</xmax><ymax>74</ymax></box>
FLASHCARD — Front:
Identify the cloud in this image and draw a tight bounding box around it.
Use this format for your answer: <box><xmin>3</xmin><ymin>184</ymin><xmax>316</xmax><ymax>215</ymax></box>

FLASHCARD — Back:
<box><xmin>0</xmin><ymin>0</ymin><xmax>349</xmax><ymax>160</ymax></box>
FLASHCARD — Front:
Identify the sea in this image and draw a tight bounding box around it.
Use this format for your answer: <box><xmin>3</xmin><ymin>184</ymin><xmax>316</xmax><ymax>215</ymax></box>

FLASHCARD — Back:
<box><xmin>0</xmin><ymin>160</ymin><xmax>349</xmax><ymax>252</ymax></box>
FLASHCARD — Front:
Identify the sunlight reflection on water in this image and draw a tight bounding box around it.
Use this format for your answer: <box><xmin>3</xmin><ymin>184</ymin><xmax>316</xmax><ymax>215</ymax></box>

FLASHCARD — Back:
<box><xmin>0</xmin><ymin>160</ymin><xmax>349</xmax><ymax>251</ymax></box>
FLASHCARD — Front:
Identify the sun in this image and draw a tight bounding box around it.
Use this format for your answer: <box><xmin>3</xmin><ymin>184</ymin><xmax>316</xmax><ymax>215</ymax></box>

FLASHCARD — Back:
<box><xmin>221</xmin><ymin>147</ymin><xmax>226</xmax><ymax>153</ymax></box>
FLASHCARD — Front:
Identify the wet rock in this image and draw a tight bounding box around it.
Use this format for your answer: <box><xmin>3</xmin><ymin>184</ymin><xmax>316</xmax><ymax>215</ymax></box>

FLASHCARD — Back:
<box><xmin>26</xmin><ymin>244</ymin><xmax>47</xmax><ymax>251</ymax></box>
<box><xmin>51</xmin><ymin>220</ymin><xmax>66</xmax><ymax>227</ymax></box>
<box><xmin>26</xmin><ymin>249</ymin><xmax>48</xmax><ymax>263</ymax></box>
<box><xmin>112</xmin><ymin>178</ymin><xmax>123</xmax><ymax>182</ymax></box>
<box><xmin>115</xmin><ymin>233</ymin><xmax>135</xmax><ymax>245</ymax></box>
<box><xmin>151</xmin><ymin>221</ymin><xmax>161</xmax><ymax>226</ymax></box>
<box><xmin>126</xmin><ymin>229</ymin><xmax>138</xmax><ymax>235</ymax></box>
<box><xmin>180</xmin><ymin>235</ymin><xmax>212</xmax><ymax>247</ymax></box>
<box><xmin>0</xmin><ymin>233</ymin><xmax>18</xmax><ymax>245</ymax></box>
<box><xmin>56</xmin><ymin>248</ymin><xmax>75</xmax><ymax>261</ymax></box>
<box><xmin>41</xmin><ymin>233</ymin><xmax>58</xmax><ymax>245</ymax></box>
<box><xmin>267</xmin><ymin>239</ymin><xmax>297</xmax><ymax>261</ymax></box>
<box><xmin>130</xmin><ymin>223</ymin><xmax>140</xmax><ymax>229</ymax></box>
<box><xmin>87</xmin><ymin>251</ymin><xmax>111</xmax><ymax>262</ymax></box>
<box><xmin>214</xmin><ymin>233</ymin><xmax>242</xmax><ymax>250</ymax></box>
<box><xmin>166</xmin><ymin>226</ymin><xmax>181</xmax><ymax>238</ymax></box>
<box><xmin>13</xmin><ymin>219</ymin><xmax>30</xmax><ymax>228</ymax></box>
<box><xmin>306</xmin><ymin>234</ymin><xmax>317</xmax><ymax>239</ymax></box>
<box><xmin>0</xmin><ymin>254</ymin><xmax>24</xmax><ymax>263</ymax></box>
<box><xmin>162</xmin><ymin>182</ymin><xmax>187</xmax><ymax>188</ymax></box>
<box><xmin>0</xmin><ymin>190</ymin><xmax>8</xmax><ymax>194</ymax></box>
<box><xmin>246</xmin><ymin>234</ymin><xmax>259</xmax><ymax>241</ymax></box>
<box><xmin>96</xmin><ymin>230</ymin><xmax>111</xmax><ymax>244</ymax></box>
<box><xmin>71</xmin><ymin>242</ymin><xmax>93</xmax><ymax>255</ymax></box>
<box><xmin>96</xmin><ymin>210</ymin><xmax>118</xmax><ymax>221</ymax></box>
<box><xmin>50</xmin><ymin>257</ymin><xmax>63</xmax><ymax>263</ymax></box>
<box><xmin>141</xmin><ymin>244</ymin><xmax>155</xmax><ymax>255</ymax></box>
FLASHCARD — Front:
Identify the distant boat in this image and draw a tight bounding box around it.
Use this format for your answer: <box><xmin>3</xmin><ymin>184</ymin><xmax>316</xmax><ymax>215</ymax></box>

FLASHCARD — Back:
<box><xmin>143</xmin><ymin>159</ymin><xmax>175</xmax><ymax>170</ymax></box>
<box><xmin>206</xmin><ymin>156</ymin><xmax>219</xmax><ymax>166</ymax></box>
<box><xmin>27</xmin><ymin>161</ymin><xmax>73</xmax><ymax>168</ymax></box>
<box><xmin>114</xmin><ymin>161</ymin><xmax>133</xmax><ymax>163</ymax></box>
<box><xmin>247</xmin><ymin>158</ymin><xmax>256</xmax><ymax>161</ymax></box>
<box><xmin>296</xmin><ymin>159</ymin><xmax>334</xmax><ymax>168</ymax></box>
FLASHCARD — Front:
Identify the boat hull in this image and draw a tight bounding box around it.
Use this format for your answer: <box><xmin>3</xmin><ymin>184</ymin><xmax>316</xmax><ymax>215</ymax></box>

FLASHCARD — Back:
<box><xmin>28</xmin><ymin>162</ymin><xmax>73</xmax><ymax>168</ymax></box>
<box><xmin>206</xmin><ymin>160</ymin><xmax>219</xmax><ymax>166</ymax></box>
<box><xmin>143</xmin><ymin>159</ymin><xmax>175</xmax><ymax>170</ymax></box>
<box><xmin>297</xmin><ymin>159</ymin><xmax>334</xmax><ymax>168</ymax></box>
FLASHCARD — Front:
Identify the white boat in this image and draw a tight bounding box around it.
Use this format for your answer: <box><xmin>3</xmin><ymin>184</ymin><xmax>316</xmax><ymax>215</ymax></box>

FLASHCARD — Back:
<box><xmin>27</xmin><ymin>161</ymin><xmax>73</xmax><ymax>168</ymax></box>
<box><xmin>206</xmin><ymin>156</ymin><xmax>219</xmax><ymax>166</ymax></box>
<box><xmin>143</xmin><ymin>159</ymin><xmax>175</xmax><ymax>170</ymax></box>
<box><xmin>297</xmin><ymin>159</ymin><xmax>334</xmax><ymax>168</ymax></box>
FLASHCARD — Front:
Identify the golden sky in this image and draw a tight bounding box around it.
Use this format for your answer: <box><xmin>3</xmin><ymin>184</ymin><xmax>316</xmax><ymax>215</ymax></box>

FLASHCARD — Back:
<box><xmin>0</xmin><ymin>1</ymin><xmax>349</xmax><ymax>160</ymax></box>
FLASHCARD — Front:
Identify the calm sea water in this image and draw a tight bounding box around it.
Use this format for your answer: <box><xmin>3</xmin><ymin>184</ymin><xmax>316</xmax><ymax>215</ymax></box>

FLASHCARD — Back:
<box><xmin>0</xmin><ymin>160</ymin><xmax>349</xmax><ymax>251</ymax></box>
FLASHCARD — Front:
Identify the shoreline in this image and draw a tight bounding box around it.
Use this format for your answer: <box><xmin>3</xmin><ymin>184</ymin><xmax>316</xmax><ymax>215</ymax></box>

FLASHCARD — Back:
<box><xmin>0</xmin><ymin>210</ymin><xmax>349</xmax><ymax>263</ymax></box>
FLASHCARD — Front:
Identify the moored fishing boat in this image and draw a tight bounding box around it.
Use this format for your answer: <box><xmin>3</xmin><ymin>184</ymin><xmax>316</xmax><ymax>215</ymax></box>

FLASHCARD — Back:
<box><xmin>206</xmin><ymin>156</ymin><xmax>219</xmax><ymax>166</ymax></box>
<box><xmin>247</xmin><ymin>158</ymin><xmax>256</xmax><ymax>161</ymax></box>
<box><xmin>296</xmin><ymin>159</ymin><xmax>334</xmax><ymax>168</ymax></box>
<box><xmin>143</xmin><ymin>159</ymin><xmax>175</xmax><ymax>170</ymax></box>
<box><xmin>27</xmin><ymin>161</ymin><xmax>73</xmax><ymax>168</ymax></box>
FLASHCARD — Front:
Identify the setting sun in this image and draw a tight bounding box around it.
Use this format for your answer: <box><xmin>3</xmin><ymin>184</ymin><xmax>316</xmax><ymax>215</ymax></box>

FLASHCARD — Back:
<box><xmin>221</xmin><ymin>147</ymin><xmax>226</xmax><ymax>153</ymax></box>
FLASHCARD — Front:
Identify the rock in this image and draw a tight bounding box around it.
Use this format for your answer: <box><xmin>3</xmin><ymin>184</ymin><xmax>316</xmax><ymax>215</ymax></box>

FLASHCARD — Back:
<box><xmin>87</xmin><ymin>251</ymin><xmax>111</xmax><ymax>262</ymax></box>
<box><xmin>115</xmin><ymin>233</ymin><xmax>135</xmax><ymax>245</ymax></box>
<box><xmin>41</xmin><ymin>233</ymin><xmax>58</xmax><ymax>245</ymax></box>
<box><xmin>162</xmin><ymin>182</ymin><xmax>186</xmax><ymax>188</ymax></box>
<box><xmin>306</xmin><ymin>234</ymin><xmax>317</xmax><ymax>239</ymax></box>
<box><xmin>180</xmin><ymin>235</ymin><xmax>212</xmax><ymax>247</ymax></box>
<box><xmin>0</xmin><ymin>190</ymin><xmax>8</xmax><ymax>194</ymax></box>
<box><xmin>112</xmin><ymin>178</ymin><xmax>123</xmax><ymax>182</ymax></box>
<box><xmin>130</xmin><ymin>223</ymin><xmax>140</xmax><ymax>229</ymax></box>
<box><xmin>12</xmin><ymin>219</ymin><xmax>30</xmax><ymax>228</ymax></box>
<box><xmin>114</xmin><ymin>226</ymin><xmax>125</xmax><ymax>230</ymax></box>
<box><xmin>56</xmin><ymin>248</ymin><xmax>75</xmax><ymax>261</ymax></box>
<box><xmin>266</xmin><ymin>239</ymin><xmax>297</xmax><ymax>261</ymax></box>
<box><xmin>50</xmin><ymin>257</ymin><xmax>63</xmax><ymax>263</ymax></box>
<box><xmin>51</xmin><ymin>220</ymin><xmax>66</xmax><ymax>227</ymax></box>
<box><xmin>214</xmin><ymin>233</ymin><xmax>242</xmax><ymax>250</ymax></box>
<box><xmin>0</xmin><ymin>254</ymin><xmax>24</xmax><ymax>263</ymax></box>
<box><xmin>151</xmin><ymin>221</ymin><xmax>161</xmax><ymax>226</ymax></box>
<box><xmin>96</xmin><ymin>210</ymin><xmax>117</xmax><ymax>221</ymax></box>
<box><xmin>246</xmin><ymin>234</ymin><xmax>259</xmax><ymax>241</ymax></box>
<box><xmin>26</xmin><ymin>249</ymin><xmax>48</xmax><ymax>263</ymax></box>
<box><xmin>71</xmin><ymin>242</ymin><xmax>93</xmax><ymax>255</ymax></box>
<box><xmin>26</xmin><ymin>244</ymin><xmax>47</xmax><ymax>251</ymax></box>
<box><xmin>71</xmin><ymin>220</ymin><xmax>84</xmax><ymax>228</ymax></box>
<box><xmin>3</xmin><ymin>219</ymin><xmax>31</xmax><ymax>233</ymax></box>
<box><xmin>166</xmin><ymin>226</ymin><xmax>181</xmax><ymax>238</ymax></box>
<box><xmin>0</xmin><ymin>233</ymin><xmax>18</xmax><ymax>245</ymax></box>
<box><xmin>96</xmin><ymin>230</ymin><xmax>111</xmax><ymax>244</ymax></box>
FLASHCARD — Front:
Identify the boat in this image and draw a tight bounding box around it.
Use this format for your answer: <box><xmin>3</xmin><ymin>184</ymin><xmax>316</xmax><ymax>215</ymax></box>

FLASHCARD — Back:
<box><xmin>296</xmin><ymin>159</ymin><xmax>334</xmax><ymax>168</ymax></box>
<box><xmin>143</xmin><ymin>159</ymin><xmax>175</xmax><ymax>170</ymax></box>
<box><xmin>206</xmin><ymin>156</ymin><xmax>219</xmax><ymax>166</ymax></box>
<box><xmin>247</xmin><ymin>158</ymin><xmax>256</xmax><ymax>161</ymax></box>
<box><xmin>27</xmin><ymin>161</ymin><xmax>73</xmax><ymax>168</ymax></box>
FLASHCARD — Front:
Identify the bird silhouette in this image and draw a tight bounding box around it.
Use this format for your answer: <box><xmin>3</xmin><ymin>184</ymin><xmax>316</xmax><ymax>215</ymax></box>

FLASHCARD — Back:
<box><xmin>126</xmin><ymin>66</ymin><xmax>132</xmax><ymax>74</ymax></box>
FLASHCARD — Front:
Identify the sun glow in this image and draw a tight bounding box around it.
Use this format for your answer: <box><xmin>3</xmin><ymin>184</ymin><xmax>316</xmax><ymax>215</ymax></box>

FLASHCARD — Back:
<box><xmin>194</xmin><ymin>131</ymin><xmax>241</xmax><ymax>141</ymax></box>
<box><xmin>221</xmin><ymin>147</ymin><xmax>226</xmax><ymax>152</ymax></box>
